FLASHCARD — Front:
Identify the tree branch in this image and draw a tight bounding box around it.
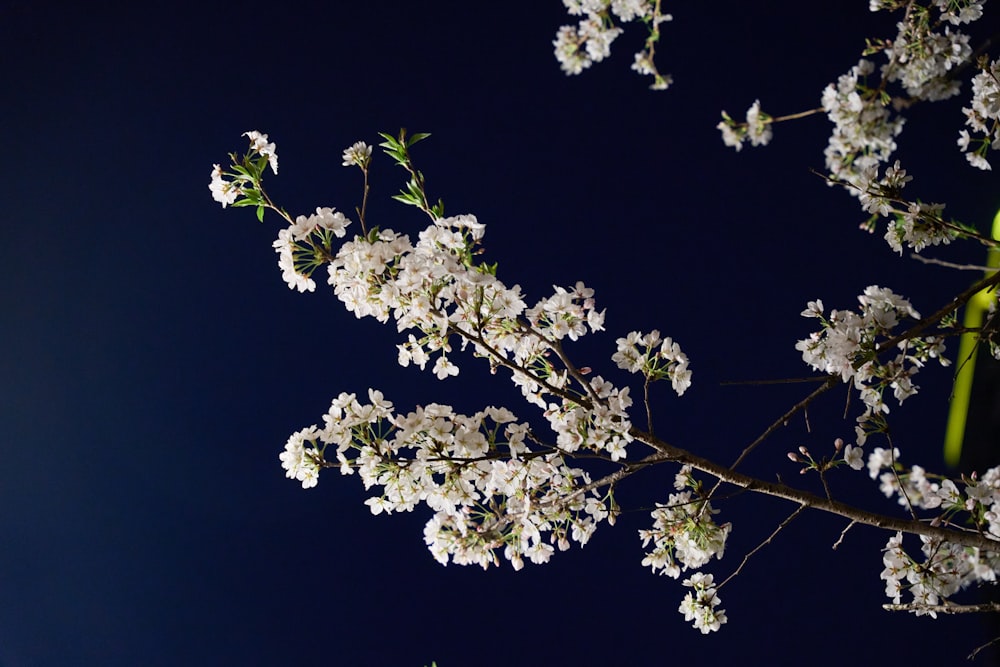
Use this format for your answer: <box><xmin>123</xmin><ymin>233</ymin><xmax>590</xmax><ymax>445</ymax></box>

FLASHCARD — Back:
<box><xmin>883</xmin><ymin>602</ymin><xmax>1000</xmax><ymax>614</ymax></box>
<box><xmin>632</xmin><ymin>429</ymin><xmax>1000</xmax><ymax>552</ymax></box>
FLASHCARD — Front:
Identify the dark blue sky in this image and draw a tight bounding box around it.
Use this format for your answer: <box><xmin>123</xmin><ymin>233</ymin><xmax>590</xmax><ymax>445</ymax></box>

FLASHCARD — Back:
<box><xmin>3</xmin><ymin>2</ymin><xmax>999</xmax><ymax>665</ymax></box>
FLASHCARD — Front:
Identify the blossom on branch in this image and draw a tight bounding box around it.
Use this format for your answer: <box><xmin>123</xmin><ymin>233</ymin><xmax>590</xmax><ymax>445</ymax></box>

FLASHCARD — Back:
<box><xmin>795</xmin><ymin>286</ymin><xmax>948</xmax><ymax>435</ymax></box>
<box><xmin>678</xmin><ymin>573</ymin><xmax>727</xmax><ymax>634</ymax></box>
<box><xmin>960</xmin><ymin>58</ymin><xmax>1000</xmax><ymax>170</ymax></box>
<box><xmin>554</xmin><ymin>0</ymin><xmax>672</xmax><ymax>89</ymax></box>
<box><xmin>243</xmin><ymin>130</ymin><xmax>278</xmax><ymax>174</ymax></box>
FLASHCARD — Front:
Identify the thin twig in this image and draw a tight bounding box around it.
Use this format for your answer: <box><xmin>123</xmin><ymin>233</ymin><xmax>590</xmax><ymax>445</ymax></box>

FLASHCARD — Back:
<box><xmin>832</xmin><ymin>520</ymin><xmax>857</xmax><ymax>550</ymax></box>
<box><xmin>726</xmin><ymin>377</ymin><xmax>839</xmax><ymax>472</ymax></box>
<box><xmin>643</xmin><ymin>377</ymin><xmax>654</xmax><ymax>435</ymax></box>
<box><xmin>718</xmin><ymin>505</ymin><xmax>806</xmax><ymax>590</ymax></box>
<box><xmin>818</xmin><ymin>468</ymin><xmax>833</xmax><ymax>501</ymax></box>
<box><xmin>719</xmin><ymin>376</ymin><xmax>829</xmax><ymax>386</ymax></box>
<box><xmin>357</xmin><ymin>164</ymin><xmax>371</xmax><ymax>235</ymax></box>
<box><xmin>887</xmin><ymin>433</ymin><xmax>918</xmax><ymax>520</ymax></box>
<box><xmin>969</xmin><ymin>634</ymin><xmax>1000</xmax><ymax>661</ymax></box>
<box><xmin>768</xmin><ymin>107</ymin><xmax>825</xmax><ymax>123</ymax></box>
<box><xmin>884</xmin><ymin>602</ymin><xmax>1000</xmax><ymax>614</ymax></box>
<box><xmin>910</xmin><ymin>254</ymin><xmax>995</xmax><ymax>271</ymax></box>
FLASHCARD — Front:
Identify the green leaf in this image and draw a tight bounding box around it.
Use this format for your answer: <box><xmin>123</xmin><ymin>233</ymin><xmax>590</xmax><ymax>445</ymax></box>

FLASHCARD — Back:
<box><xmin>232</xmin><ymin>190</ymin><xmax>260</xmax><ymax>206</ymax></box>
<box><xmin>391</xmin><ymin>193</ymin><xmax>419</xmax><ymax>207</ymax></box>
<box><xmin>377</xmin><ymin>131</ymin><xmax>405</xmax><ymax>156</ymax></box>
<box><xmin>407</xmin><ymin>132</ymin><xmax>431</xmax><ymax>147</ymax></box>
<box><xmin>256</xmin><ymin>205</ymin><xmax>265</xmax><ymax>222</ymax></box>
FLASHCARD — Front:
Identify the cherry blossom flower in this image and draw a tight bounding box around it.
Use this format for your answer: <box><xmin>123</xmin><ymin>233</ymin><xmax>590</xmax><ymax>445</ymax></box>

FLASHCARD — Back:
<box><xmin>208</xmin><ymin>164</ymin><xmax>241</xmax><ymax>207</ymax></box>
<box><xmin>342</xmin><ymin>140</ymin><xmax>372</xmax><ymax>168</ymax></box>
<box><xmin>243</xmin><ymin>130</ymin><xmax>278</xmax><ymax>174</ymax></box>
<box><xmin>678</xmin><ymin>573</ymin><xmax>727</xmax><ymax>634</ymax></box>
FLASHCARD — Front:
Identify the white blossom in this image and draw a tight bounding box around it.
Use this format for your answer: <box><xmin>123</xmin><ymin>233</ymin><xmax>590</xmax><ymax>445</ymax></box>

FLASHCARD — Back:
<box><xmin>844</xmin><ymin>444</ymin><xmax>865</xmax><ymax>470</ymax></box>
<box><xmin>678</xmin><ymin>573</ymin><xmax>727</xmax><ymax>634</ymax></box>
<box><xmin>243</xmin><ymin>130</ymin><xmax>278</xmax><ymax>174</ymax></box>
<box><xmin>208</xmin><ymin>164</ymin><xmax>240</xmax><ymax>207</ymax></box>
<box><xmin>342</xmin><ymin>140</ymin><xmax>372</xmax><ymax>168</ymax></box>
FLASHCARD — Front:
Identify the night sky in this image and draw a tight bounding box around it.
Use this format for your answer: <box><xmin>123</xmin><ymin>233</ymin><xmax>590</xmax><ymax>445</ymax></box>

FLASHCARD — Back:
<box><xmin>4</xmin><ymin>2</ymin><xmax>1000</xmax><ymax>665</ymax></box>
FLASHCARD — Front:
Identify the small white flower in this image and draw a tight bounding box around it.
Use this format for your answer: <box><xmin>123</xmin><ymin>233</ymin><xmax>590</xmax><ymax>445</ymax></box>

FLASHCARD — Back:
<box><xmin>432</xmin><ymin>356</ymin><xmax>460</xmax><ymax>380</ymax></box>
<box><xmin>243</xmin><ymin>130</ymin><xmax>278</xmax><ymax>174</ymax></box>
<box><xmin>716</xmin><ymin>114</ymin><xmax>744</xmax><ymax>151</ymax></box>
<box><xmin>844</xmin><ymin>444</ymin><xmax>864</xmax><ymax>470</ymax></box>
<box><xmin>208</xmin><ymin>164</ymin><xmax>240</xmax><ymax>207</ymax></box>
<box><xmin>801</xmin><ymin>299</ymin><xmax>824</xmax><ymax>318</ymax></box>
<box><xmin>966</xmin><ymin>152</ymin><xmax>992</xmax><ymax>171</ymax></box>
<box><xmin>745</xmin><ymin>100</ymin><xmax>772</xmax><ymax>147</ymax></box>
<box><xmin>342</xmin><ymin>141</ymin><xmax>372</xmax><ymax>168</ymax></box>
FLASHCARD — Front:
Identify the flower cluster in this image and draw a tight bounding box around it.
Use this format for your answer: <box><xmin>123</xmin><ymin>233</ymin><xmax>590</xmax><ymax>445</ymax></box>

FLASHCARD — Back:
<box><xmin>932</xmin><ymin>0</ymin><xmax>986</xmax><ymax>25</ymax></box>
<box><xmin>272</xmin><ymin>207</ymin><xmax>352</xmax><ymax>293</ymax></box>
<box><xmin>640</xmin><ymin>466</ymin><xmax>730</xmax><ymax>633</ymax></box>
<box><xmin>795</xmin><ymin>287</ymin><xmax>948</xmax><ymax>439</ymax></box>
<box><xmin>830</xmin><ymin>1</ymin><xmax>986</xmax><ymax>186</ymax></box>
<box><xmin>544</xmin><ymin>376</ymin><xmax>634</xmax><ymax>460</ymax></box>
<box><xmin>553</xmin><ymin>0</ymin><xmax>673</xmax><ymax>89</ymax></box>
<box><xmin>208</xmin><ymin>131</ymin><xmax>281</xmax><ymax>219</ymax></box>
<box><xmin>639</xmin><ymin>465</ymin><xmax>731</xmax><ymax>578</ymax></box>
<box><xmin>612</xmin><ymin>329</ymin><xmax>692</xmax><ymax>396</ymax></box>
<box><xmin>959</xmin><ymin>58</ymin><xmax>1000</xmax><ymax>170</ymax></box>
<box><xmin>678</xmin><ymin>573</ymin><xmax>727</xmax><ymax>634</ymax></box>
<box><xmin>854</xmin><ymin>161</ymin><xmax>958</xmax><ymax>253</ymax></box>
<box><xmin>866</xmin><ymin>447</ymin><xmax>1000</xmax><ymax>517</ymax></box>
<box><xmin>525</xmin><ymin>281</ymin><xmax>606</xmax><ymax>345</ymax></box>
<box><xmin>822</xmin><ymin>59</ymin><xmax>906</xmax><ymax>194</ymax></box>
<box><xmin>882</xmin><ymin>531</ymin><xmax>1000</xmax><ymax>616</ymax></box>
<box><xmin>787</xmin><ymin>438</ymin><xmax>866</xmax><ymax>473</ymax></box>
<box><xmin>870</xmin><ymin>0</ymin><xmax>986</xmax><ymax>26</ymax></box>
<box><xmin>216</xmin><ymin>133</ymin><xmax>702</xmax><ymax>581</ymax></box>
<box><xmin>879</xmin><ymin>3</ymin><xmax>971</xmax><ymax>102</ymax></box>
<box><xmin>553</xmin><ymin>16</ymin><xmax>622</xmax><ymax>76</ymax></box>
<box><xmin>210</xmin><ymin>136</ymin><xmax>659</xmax><ymax>471</ymax></box>
<box><xmin>869</xmin><ymin>453</ymin><xmax>1000</xmax><ymax>614</ymax></box>
<box><xmin>279</xmin><ymin>426</ymin><xmax>324</xmax><ymax>489</ymax></box>
<box><xmin>318</xmin><ymin>194</ymin><xmax>639</xmax><ymax>462</ymax></box>
<box><xmin>716</xmin><ymin>100</ymin><xmax>773</xmax><ymax>152</ymax></box>
<box><xmin>720</xmin><ymin>0</ymin><xmax>986</xmax><ymax>233</ymax></box>
<box><xmin>281</xmin><ymin>389</ymin><xmax>614</xmax><ymax>570</ymax></box>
